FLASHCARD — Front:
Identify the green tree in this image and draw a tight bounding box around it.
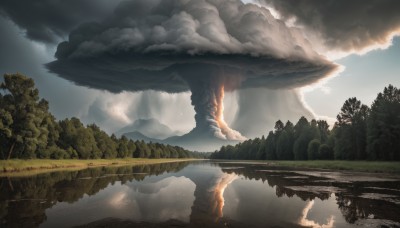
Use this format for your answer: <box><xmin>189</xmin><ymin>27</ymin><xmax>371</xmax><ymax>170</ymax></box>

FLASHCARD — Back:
<box><xmin>265</xmin><ymin>131</ymin><xmax>276</xmax><ymax>160</ymax></box>
<box><xmin>293</xmin><ymin>117</ymin><xmax>312</xmax><ymax>160</ymax></box>
<box><xmin>117</xmin><ymin>136</ymin><xmax>129</xmax><ymax>158</ymax></box>
<box><xmin>307</xmin><ymin>139</ymin><xmax>320</xmax><ymax>160</ymax></box>
<box><xmin>257</xmin><ymin>135</ymin><xmax>267</xmax><ymax>160</ymax></box>
<box><xmin>367</xmin><ymin>85</ymin><xmax>400</xmax><ymax>160</ymax></box>
<box><xmin>334</xmin><ymin>97</ymin><xmax>369</xmax><ymax>160</ymax></box>
<box><xmin>75</xmin><ymin>128</ymin><xmax>100</xmax><ymax>159</ymax></box>
<box><xmin>88</xmin><ymin>124</ymin><xmax>117</xmax><ymax>159</ymax></box>
<box><xmin>127</xmin><ymin>140</ymin><xmax>136</xmax><ymax>158</ymax></box>
<box><xmin>318</xmin><ymin>144</ymin><xmax>333</xmax><ymax>160</ymax></box>
<box><xmin>276</xmin><ymin>131</ymin><xmax>291</xmax><ymax>160</ymax></box>
<box><xmin>0</xmin><ymin>108</ymin><xmax>13</xmax><ymax>159</ymax></box>
<box><xmin>59</xmin><ymin>118</ymin><xmax>99</xmax><ymax>159</ymax></box>
<box><xmin>0</xmin><ymin>73</ymin><xmax>52</xmax><ymax>159</ymax></box>
<box><xmin>317</xmin><ymin>120</ymin><xmax>330</xmax><ymax>143</ymax></box>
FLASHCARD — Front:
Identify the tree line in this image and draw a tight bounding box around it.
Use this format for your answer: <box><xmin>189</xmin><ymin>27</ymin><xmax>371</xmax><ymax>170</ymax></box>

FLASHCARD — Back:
<box><xmin>211</xmin><ymin>85</ymin><xmax>400</xmax><ymax>161</ymax></box>
<box><xmin>1</xmin><ymin>162</ymin><xmax>191</xmax><ymax>227</ymax></box>
<box><xmin>0</xmin><ymin>73</ymin><xmax>205</xmax><ymax>160</ymax></box>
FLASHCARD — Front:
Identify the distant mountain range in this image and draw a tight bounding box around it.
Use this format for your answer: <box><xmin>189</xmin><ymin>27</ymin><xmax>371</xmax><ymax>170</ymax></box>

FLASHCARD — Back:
<box><xmin>115</xmin><ymin>118</ymin><xmax>181</xmax><ymax>140</ymax></box>
<box><xmin>122</xmin><ymin>131</ymin><xmax>163</xmax><ymax>143</ymax></box>
<box><xmin>117</xmin><ymin>118</ymin><xmax>241</xmax><ymax>152</ymax></box>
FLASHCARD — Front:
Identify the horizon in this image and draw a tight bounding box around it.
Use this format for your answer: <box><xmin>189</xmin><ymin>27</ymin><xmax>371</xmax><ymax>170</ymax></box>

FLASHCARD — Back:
<box><xmin>0</xmin><ymin>0</ymin><xmax>399</xmax><ymax>151</ymax></box>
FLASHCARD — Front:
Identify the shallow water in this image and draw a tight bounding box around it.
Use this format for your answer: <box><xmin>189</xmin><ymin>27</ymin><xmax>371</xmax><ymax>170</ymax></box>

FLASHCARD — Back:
<box><xmin>1</xmin><ymin>161</ymin><xmax>400</xmax><ymax>227</ymax></box>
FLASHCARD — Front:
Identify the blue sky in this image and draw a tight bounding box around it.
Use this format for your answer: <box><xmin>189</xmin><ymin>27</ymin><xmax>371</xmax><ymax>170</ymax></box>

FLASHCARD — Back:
<box><xmin>305</xmin><ymin>37</ymin><xmax>400</xmax><ymax>118</ymax></box>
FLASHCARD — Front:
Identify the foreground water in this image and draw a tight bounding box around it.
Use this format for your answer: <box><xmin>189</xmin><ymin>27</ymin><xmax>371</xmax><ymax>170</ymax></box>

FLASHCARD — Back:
<box><xmin>1</xmin><ymin>161</ymin><xmax>400</xmax><ymax>228</ymax></box>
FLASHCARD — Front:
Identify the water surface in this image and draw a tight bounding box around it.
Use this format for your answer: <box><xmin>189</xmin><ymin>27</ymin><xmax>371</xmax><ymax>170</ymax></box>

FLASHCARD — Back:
<box><xmin>1</xmin><ymin>161</ymin><xmax>400</xmax><ymax>227</ymax></box>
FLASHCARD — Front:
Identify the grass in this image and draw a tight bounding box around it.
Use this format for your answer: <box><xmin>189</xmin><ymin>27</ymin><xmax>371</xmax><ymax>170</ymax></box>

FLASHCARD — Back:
<box><xmin>0</xmin><ymin>158</ymin><xmax>200</xmax><ymax>174</ymax></box>
<box><xmin>271</xmin><ymin>160</ymin><xmax>400</xmax><ymax>174</ymax></box>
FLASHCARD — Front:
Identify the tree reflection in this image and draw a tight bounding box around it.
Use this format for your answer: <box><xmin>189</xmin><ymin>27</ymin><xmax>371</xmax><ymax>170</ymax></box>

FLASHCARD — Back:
<box><xmin>0</xmin><ymin>162</ymin><xmax>191</xmax><ymax>227</ymax></box>
<box><xmin>217</xmin><ymin>163</ymin><xmax>400</xmax><ymax>225</ymax></box>
<box><xmin>336</xmin><ymin>193</ymin><xmax>400</xmax><ymax>224</ymax></box>
<box><xmin>1</xmin><ymin>162</ymin><xmax>400</xmax><ymax>228</ymax></box>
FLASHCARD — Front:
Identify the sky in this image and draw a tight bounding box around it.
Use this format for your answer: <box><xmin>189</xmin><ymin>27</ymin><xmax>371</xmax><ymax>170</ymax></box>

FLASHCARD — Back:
<box><xmin>304</xmin><ymin>37</ymin><xmax>400</xmax><ymax>119</ymax></box>
<box><xmin>0</xmin><ymin>0</ymin><xmax>399</xmax><ymax>142</ymax></box>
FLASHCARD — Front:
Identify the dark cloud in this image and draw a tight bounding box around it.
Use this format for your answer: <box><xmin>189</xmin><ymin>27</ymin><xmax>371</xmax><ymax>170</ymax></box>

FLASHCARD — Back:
<box><xmin>47</xmin><ymin>0</ymin><xmax>337</xmax><ymax>141</ymax></box>
<box><xmin>0</xmin><ymin>17</ymin><xmax>101</xmax><ymax>121</ymax></box>
<box><xmin>47</xmin><ymin>54</ymin><xmax>335</xmax><ymax>93</ymax></box>
<box><xmin>45</xmin><ymin>0</ymin><xmax>338</xmax><ymax>93</ymax></box>
<box><xmin>260</xmin><ymin>0</ymin><xmax>400</xmax><ymax>52</ymax></box>
<box><xmin>0</xmin><ymin>0</ymin><xmax>122</xmax><ymax>43</ymax></box>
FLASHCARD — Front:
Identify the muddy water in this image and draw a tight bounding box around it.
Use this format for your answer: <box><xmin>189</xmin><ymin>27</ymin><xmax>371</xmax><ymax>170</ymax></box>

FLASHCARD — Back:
<box><xmin>1</xmin><ymin>161</ymin><xmax>400</xmax><ymax>228</ymax></box>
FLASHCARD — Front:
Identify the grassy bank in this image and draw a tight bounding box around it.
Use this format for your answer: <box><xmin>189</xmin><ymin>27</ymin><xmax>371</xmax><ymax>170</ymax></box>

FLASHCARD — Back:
<box><xmin>0</xmin><ymin>158</ymin><xmax>200</xmax><ymax>174</ymax></box>
<box><xmin>272</xmin><ymin>160</ymin><xmax>400</xmax><ymax>174</ymax></box>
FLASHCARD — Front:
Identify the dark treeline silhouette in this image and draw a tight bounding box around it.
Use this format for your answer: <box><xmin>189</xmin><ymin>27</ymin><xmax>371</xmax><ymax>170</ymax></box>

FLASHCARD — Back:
<box><xmin>211</xmin><ymin>85</ymin><xmax>400</xmax><ymax>161</ymax></box>
<box><xmin>217</xmin><ymin>163</ymin><xmax>400</xmax><ymax>224</ymax></box>
<box><xmin>0</xmin><ymin>73</ymin><xmax>205</xmax><ymax>160</ymax></box>
<box><xmin>0</xmin><ymin>162</ymin><xmax>191</xmax><ymax>227</ymax></box>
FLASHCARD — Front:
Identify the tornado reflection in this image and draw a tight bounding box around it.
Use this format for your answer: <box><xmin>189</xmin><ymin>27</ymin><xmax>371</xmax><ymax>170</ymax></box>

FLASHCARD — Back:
<box><xmin>210</xmin><ymin>173</ymin><xmax>238</xmax><ymax>220</ymax></box>
<box><xmin>299</xmin><ymin>200</ymin><xmax>335</xmax><ymax>228</ymax></box>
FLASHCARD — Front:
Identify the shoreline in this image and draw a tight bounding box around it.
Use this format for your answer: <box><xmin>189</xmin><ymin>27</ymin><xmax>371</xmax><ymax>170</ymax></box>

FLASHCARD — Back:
<box><xmin>273</xmin><ymin>160</ymin><xmax>400</xmax><ymax>174</ymax></box>
<box><xmin>2</xmin><ymin>159</ymin><xmax>399</xmax><ymax>177</ymax></box>
<box><xmin>0</xmin><ymin>158</ymin><xmax>203</xmax><ymax>176</ymax></box>
<box><xmin>214</xmin><ymin>160</ymin><xmax>400</xmax><ymax>174</ymax></box>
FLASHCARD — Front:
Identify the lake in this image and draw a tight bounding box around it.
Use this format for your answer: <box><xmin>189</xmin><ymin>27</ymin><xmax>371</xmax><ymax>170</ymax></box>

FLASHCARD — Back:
<box><xmin>1</xmin><ymin>161</ymin><xmax>400</xmax><ymax>227</ymax></box>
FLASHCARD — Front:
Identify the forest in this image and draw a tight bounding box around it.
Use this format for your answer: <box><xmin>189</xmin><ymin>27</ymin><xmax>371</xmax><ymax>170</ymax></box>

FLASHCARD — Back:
<box><xmin>211</xmin><ymin>84</ymin><xmax>400</xmax><ymax>161</ymax></box>
<box><xmin>0</xmin><ymin>73</ymin><xmax>205</xmax><ymax>160</ymax></box>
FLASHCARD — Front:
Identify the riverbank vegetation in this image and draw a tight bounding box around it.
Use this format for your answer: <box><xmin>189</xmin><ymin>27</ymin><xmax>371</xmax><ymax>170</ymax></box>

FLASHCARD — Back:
<box><xmin>0</xmin><ymin>158</ymin><xmax>199</xmax><ymax>174</ymax></box>
<box><xmin>272</xmin><ymin>160</ymin><xmax>400</xmax><ymax>173</ymax></box>
<box><xmin>211</xmin><ymin>85</ymin><xmax>400</xmax><ymax>161</ymax></box>
<box><xmin>0</xmin><ymin>73</ymin><xmax>205</xmax><ymax>160</ymax></box>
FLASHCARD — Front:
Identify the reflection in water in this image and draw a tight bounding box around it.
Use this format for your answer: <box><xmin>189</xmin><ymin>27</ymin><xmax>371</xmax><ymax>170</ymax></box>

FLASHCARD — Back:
<box><xmin>41</xmin><ymin>176</ymin><xmax>195</xmax><ymax>227</ymax></box>
<box><xmin>1</xmin><ymin>161</ymin><xmax>400</xmax><ymax>227</ymax></box>
<box><xmin>218</xmin><ymin>162</ymin><xmax>400</xmax><ymax>227</ymax></box>
<box><xmin>0</xmin><ymin>162</ymin><xmax>193</xmax><ymax>227</ymax></box>
<box><xmin>210</xmin><ymin>173</ymin><xmax>238</xmax><ymax>220</ymax></box>
<box><xmin>299</xmin><ymin>200</ymin><xmax>335</xmax><ymax>228</ymax></box>
<box><xmin>109</xmin><ymin>191</ymin><xmax>128</xmax><ymax>209</ymax></box>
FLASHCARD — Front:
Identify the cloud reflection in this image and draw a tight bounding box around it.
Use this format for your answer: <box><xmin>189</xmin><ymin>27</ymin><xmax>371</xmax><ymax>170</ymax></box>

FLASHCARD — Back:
<box><xmin>104</xmin><ymin>176</ymin><xmax>196</xmax><ymax>223</ymax></box>
<box><xmin>109</xmin><ymin>190</ymin><xmax>129</xmax><ymax>209</ymax></box>
<box><xmin>299</xmin><ymin>201</ymin><xmax>335</xmax><ymax>228</ymax></box>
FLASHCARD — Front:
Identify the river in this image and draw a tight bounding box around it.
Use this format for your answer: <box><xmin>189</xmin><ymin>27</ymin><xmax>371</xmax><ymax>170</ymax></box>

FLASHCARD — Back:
<box><xmin>1</xmin><ymin>161</ymin><xmax>400</xmax><ymax>227</ymax></box>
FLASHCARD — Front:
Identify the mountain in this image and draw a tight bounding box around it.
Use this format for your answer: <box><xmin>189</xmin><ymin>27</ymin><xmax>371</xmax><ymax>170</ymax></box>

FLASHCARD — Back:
<box><xmin>118</xmin><ymin>118</ymin><xmax>241</xmax><ymax>152</ymax></box>
<box><xmin>163</xmin><ymin>129</ymin><xmax>240</xmax><ymax>152</ymax></box>
<box><xmin>122</xmin><ymin>131</ymin><xmax>163</xmax><ymax>144</ymax></box>
<box><xmin>116</xmin><ymin>118</ymin><xmax>181</xmax><ymax>140</ymax></box>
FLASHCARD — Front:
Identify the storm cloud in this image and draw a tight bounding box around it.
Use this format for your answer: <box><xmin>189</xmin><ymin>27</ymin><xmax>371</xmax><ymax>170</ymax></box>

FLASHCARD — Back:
<box><xmin>0</xmin><ymin>0</ymin><xmax>122</xmax><ymax>43</ymax></box>
<box><xmin>0</xmin><ymin>0</ymin><xmax>398</xmax><ymax>151</ymax></box>
<box><xmin>47</xmin><ymin>0</ymin><xmax>337</xmax><ymax>141</ymax></box>
<box><xmin>259</xmin><ymin>0</ymin><xmax>400</xmax><ymax>54</ymax></box>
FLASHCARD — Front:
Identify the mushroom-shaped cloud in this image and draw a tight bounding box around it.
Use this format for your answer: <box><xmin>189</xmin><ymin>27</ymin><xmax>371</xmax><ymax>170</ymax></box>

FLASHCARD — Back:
<box><xmin>47</xmin><ymin>0</ymin><xmax>338</xmax><ymax>142</ymax></box>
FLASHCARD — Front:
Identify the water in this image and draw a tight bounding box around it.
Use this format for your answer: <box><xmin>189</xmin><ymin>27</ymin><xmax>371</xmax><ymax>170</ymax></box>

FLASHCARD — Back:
<box><xmin>1</xmin><ymin>161</ymin><xmax>400</xmax><ymax>227</ymax></box>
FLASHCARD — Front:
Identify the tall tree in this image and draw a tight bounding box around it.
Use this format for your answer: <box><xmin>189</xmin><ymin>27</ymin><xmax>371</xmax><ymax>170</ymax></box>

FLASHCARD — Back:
<box><xmin>334</xmin><ymin>97</ymin><xmax>369</xmax><ymax>160</ymax></box>
<box><xmin>307</xmin><ymin>139</ymin><xmax>320</xmax><ymax>160</ymax></box>
<box><xmin>317</xmin><ymin>120</ymin><xmax>330</xmax><ymax>144</ymax></box>
<box><xmin>293</xmin><ymin>117</ymin><xmax>312</xmax><ymax>160</ymax></box>
<box><xmin>265</xmin><ymin>131</ymin><xmax>276</xmax><ymax>160</ymax></box>
<box><xmin>367</xmin><ymin>85</ymin><xmax>400</xmax><ymax>160</ymax></box>
<box><xmin>117</xmin><ymin>136</ymin><xmax>129</xmax><ymax>158</ymax></box>
<box><xmin>0</xmin><ymin>74</ymin><xmax>51</xmax><ymax>159</ymax></box>
<box><xmin>0</xmin><ymin>107</ymin><xmax>13</xmax><ymax>159</ymax></box>
<box><xmin>88</xmin><ymin>124</ymin><xmax>117</xmax><ymax>159</ymax></box>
